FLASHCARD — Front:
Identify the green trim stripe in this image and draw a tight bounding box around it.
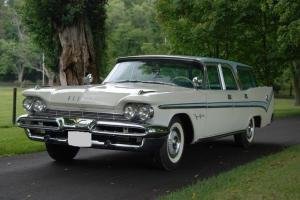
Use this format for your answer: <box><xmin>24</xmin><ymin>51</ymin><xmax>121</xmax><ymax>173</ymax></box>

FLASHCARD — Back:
<box><xmin>159</xmin><ymin>92</ymin><xmax>273</xmax><ymax>112</ymax></box>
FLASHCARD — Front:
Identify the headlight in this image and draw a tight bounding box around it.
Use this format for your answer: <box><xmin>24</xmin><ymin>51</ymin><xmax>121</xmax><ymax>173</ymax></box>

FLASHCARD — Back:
<box><xmin>23</xmin><ymin>97</ymin><xmax>34</xmax><ymax>112</ymax></box>
<box><xmin>124</xmin><ymin>104</ymin><xmax>138</xmax><ymax>120</ymax></box>
<box><xmin>124</xmin><ymin>103</ymin><xmax>154</xmax><ymax>122</ymax></box>
<box><xmin>32</xmin><ymin>99</ymin><xmax>47</xmax><ymax>112</ymax></box>
<box><xmin>23</xmin><ymin>97</ymin><xmax>46</xmax><ymax>113</ymax></box>
<box><xmin>138</xmin><ymin>105</ymin><xmax>154</xmax><ymax>122</ymax></box>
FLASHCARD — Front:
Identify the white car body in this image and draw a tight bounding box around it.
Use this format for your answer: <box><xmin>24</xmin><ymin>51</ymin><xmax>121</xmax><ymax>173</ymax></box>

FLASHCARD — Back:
<box><xmin>17</xmin><ymin>55</ymin><xmax>274</xmax><ymax>153</ymax></box>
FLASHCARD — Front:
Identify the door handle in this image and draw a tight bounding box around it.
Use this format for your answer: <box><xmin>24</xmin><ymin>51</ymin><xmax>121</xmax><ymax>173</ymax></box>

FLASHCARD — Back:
<box><xmin>244</xmin><ymin>94</ymin><xmax>248</xmax><ymax>99</ymax></box>
<box><xmin>227</xmin><ymin>94</ymin><xmax>232</xmax><ymax>100</ymax></box>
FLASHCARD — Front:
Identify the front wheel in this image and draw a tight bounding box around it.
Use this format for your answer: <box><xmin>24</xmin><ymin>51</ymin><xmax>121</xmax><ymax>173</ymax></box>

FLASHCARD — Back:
<box><xmin>46</xmin><ymin>143</ymin><xmax>80</xmax><ymax>162</ymax></box>
<box><xmin>234</xmin><ymin>117</ymin><xmax>255</xmax><ymax>148</ymax></box>
<box><xmin>154</xmin><ymin>117</ymin><xmax>185</xmax><ymax>171</ymax></box>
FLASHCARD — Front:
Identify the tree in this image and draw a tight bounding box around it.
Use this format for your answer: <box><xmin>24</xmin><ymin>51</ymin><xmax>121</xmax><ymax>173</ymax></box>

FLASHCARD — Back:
<box><xmin>105</xmin><ymin>0</ymin><xmax>167</xmax><ymax>73</ymax></box>
<box><xmin>156</xmin><ymin>0</ymin><xmax>283</xmax><ymax>86</ymax></box>
<box><xmin>0</xmin><ymin>0</ymin><xmax>53</xmax><ymax>85</ymax></box>
<box><xmin>275</xmin><ymin>0</ymin><xmax>300</xmax><ymax>105</ymax></box>
<box><xmin>22</xmin><ymin>0</ymin><xmax>107</xmax><ymax>85</ymax></box>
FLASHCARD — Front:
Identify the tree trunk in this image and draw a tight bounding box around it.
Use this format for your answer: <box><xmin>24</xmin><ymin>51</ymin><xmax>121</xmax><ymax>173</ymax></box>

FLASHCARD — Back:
<box><xmin>44</xmin><ymin>66</ymin><xmax>55</xmax><ymax>86</ymax></box>
<box><xmin>293</xmin><ymin>60</ymin><xmax>300</xmax><ymax>106</ymax></box>
<box><xmin>58</xmin><ymin>18</ymin><xmax>98</xmax><ymax>86</ymax></box>
<box><xmin>17</xmin><ymin>64</ymin><xmax>24</xmax><ymax>84</ymax></box>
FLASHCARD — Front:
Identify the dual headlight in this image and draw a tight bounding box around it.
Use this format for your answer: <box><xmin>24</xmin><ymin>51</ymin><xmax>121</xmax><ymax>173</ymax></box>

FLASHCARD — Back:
<box><xmin>23</xmin><ymin>97</ymin><xmax>47</xmax><ymax>113</ymax></box>
<box><xmin>124</xmin><ymin>103</ymin><xmax>154</xmax><ymax>122</ymax></box>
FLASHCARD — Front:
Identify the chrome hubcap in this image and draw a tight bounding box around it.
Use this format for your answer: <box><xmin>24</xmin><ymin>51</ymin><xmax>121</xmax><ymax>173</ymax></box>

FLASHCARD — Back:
<box><xmin>167</xmin><ymin>127</ymin><xmax>181</xmax><ymax>158</ymax></box>
<box><xmin>166</xmin><ymin>122</ymin><xmax>184</xmax><ymax>163</ymax></box>
<box><xmin>246</xmin><ymin>118</ymin><xmax>255</xmax><ymax>142</ymax></box>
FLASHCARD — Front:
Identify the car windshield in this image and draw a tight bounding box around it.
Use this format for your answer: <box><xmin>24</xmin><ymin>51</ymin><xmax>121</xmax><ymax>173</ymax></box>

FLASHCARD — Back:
<box><xmin>104</xmin><ymin>60</ymin><xmax>204</xmax><ymax>88</ymax></box>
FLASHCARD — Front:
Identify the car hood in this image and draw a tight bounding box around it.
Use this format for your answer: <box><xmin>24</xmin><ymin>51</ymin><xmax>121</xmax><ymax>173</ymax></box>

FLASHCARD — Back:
<box><xmin>23</xmin><ymin>83</ymin><xmax>187</xmax><ymax>112</ymax></box>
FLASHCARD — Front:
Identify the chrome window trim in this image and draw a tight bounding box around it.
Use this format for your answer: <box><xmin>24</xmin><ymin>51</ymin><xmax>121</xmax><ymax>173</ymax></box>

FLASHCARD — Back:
<box><xmin>218</xmin><ymin>64</ymin><xmax>226</xmax><ymax>90</ymax></box>
<box><xmin>219</xmin><ymin>63</ymin><xmax>240</xmax><ymax>90</ymax></box>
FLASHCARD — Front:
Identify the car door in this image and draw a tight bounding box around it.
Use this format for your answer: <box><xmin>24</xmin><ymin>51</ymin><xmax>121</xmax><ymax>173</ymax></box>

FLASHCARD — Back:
<box><xmin>205</xmin><ymin>63</ymin><xmax>235</xmax><ymax>136</ymax></box>
<box><xmin>220</xmin><ymin>63</ymin><xmax>242</xmax><ymax>132</ymax></box>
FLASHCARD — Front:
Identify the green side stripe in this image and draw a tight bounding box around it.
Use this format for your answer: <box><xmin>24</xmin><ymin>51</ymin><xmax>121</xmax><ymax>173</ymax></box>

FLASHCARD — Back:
<box><xmin>158</xmin><ymin>93</ymin><xmax>273</xmax><ymax>112</ymax></box>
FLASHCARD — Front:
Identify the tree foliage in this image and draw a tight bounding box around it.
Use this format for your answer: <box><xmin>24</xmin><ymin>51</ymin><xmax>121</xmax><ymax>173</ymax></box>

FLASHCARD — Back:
<box><xmin>156</xmin><ymin>0</ymin><xmax>286</xmax><ymax>86</ymax></box>
<box><xmin>275</xmin><ymin>0</ymin><xmax>300</xmax><ymax>105</ymax></box>
<box><xmin>0</xmin><ymin>0</ymin><xmax>42</xmax><ymax>84</ymax></box>
<box><xmin>105</xmin><ymin>0</ymin><xmax>168</xmax><ymax>73</ymax></box>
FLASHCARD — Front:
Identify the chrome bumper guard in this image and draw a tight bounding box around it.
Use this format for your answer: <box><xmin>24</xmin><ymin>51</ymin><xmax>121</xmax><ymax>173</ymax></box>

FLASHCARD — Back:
<box><xmin>17</xmin><ymin>115</ymin><xmax>169</xmax><ymax>151</ymax></box>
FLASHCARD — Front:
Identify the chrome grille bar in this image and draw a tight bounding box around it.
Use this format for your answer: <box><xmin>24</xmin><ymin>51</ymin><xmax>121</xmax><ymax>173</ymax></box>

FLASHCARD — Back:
<box><xmin>34</xmin><ymin>109</ymin><xmax>127</xmax><ymax>121</ymax></box>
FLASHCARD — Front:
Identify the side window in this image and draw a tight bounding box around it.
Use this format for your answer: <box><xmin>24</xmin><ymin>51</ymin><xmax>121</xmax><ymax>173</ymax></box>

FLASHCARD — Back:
<box><xmin>206</xmin><ymin>64</ymin><xmax>222</xmax><ymax>90</ymax></box>
<box><xmin>191</xmin><ymin>68</ymin><xmax>204</xmax><ymax>80</ymax></box>
<box><xmin>237</xmin><ymin>67</ymin><xmax>257</xmax><ymax>89</ymax></box>
<box><xmin>222</xmin><ymin>65</ymin><xmax>238</xmax><ymax>90</ymax></box>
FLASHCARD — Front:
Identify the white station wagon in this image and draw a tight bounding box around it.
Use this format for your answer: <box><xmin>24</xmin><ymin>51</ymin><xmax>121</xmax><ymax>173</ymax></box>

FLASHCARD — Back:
<box><xmin>17</xmin><ymin>55</ymin><xmax>274</xmax><ymax>170</ymax></box>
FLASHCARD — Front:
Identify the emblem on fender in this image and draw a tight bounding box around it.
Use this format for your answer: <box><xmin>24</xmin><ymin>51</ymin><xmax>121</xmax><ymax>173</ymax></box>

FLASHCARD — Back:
<box><xmin>194</xmin><ymin>114</ymin><xmax>205</xmax><ymax>120</ymax></box>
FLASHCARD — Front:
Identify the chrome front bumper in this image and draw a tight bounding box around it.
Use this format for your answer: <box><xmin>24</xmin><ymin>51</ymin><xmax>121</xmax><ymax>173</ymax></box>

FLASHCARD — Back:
<box><xmin>16</xmin><ymin>115</ymin><xmax>169</xmax><ymax>151</ymax></box>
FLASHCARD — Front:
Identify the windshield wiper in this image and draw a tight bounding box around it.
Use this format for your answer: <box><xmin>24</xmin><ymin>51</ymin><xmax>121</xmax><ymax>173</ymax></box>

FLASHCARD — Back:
<box><xmin>138</xmin><ymin>81</ymin><xmax>176</xmax><ymax>86</ymax></box>
<box><xmin>113</xmin><ymin>80</ymin><xmax>176</xmax><ymax>86</ymax></box>
<box><xmin>114</xmin><ymin>80</ymin><xmax>142</xmax><ymax>83</ymax></box>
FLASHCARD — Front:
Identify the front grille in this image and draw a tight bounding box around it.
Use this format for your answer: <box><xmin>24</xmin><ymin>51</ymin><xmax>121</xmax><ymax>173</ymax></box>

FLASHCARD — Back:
<box><xmin>94</xmin><ymin>124</ymin><xmax>146</xmax><ymax>135</ymax></box>
<box><xmin>34</xmin><ymin>109</ymin><xmax>127</xmax><ymax>121</ymax></box>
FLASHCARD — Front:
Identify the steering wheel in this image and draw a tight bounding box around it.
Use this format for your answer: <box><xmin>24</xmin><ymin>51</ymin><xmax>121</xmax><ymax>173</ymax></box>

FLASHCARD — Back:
<box><xmin>171</xmin><ymin>76</ymin><xmax>194</xmax><ymax>88</ymax></box>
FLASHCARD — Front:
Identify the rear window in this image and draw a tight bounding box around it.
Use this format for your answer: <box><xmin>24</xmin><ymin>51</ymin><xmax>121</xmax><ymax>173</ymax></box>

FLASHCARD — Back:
<box><xmin>237</xmin><ymin>67</ymin><xmax>256</xmax><ymax>89</ymax></box>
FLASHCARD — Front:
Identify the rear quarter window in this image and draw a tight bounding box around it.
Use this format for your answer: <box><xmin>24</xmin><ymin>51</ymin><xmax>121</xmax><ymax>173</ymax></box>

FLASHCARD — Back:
<box><xmin>237</xmin><ymin>67</ymin><xmax>257</xmax><ymax>90</ymax></box>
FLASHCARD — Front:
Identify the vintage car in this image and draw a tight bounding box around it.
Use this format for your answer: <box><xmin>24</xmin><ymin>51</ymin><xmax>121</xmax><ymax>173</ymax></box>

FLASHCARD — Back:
<box><xmin>17</xmin><ymin>55</ymin><xmax>274</xmax><ymax>170</ymax></box>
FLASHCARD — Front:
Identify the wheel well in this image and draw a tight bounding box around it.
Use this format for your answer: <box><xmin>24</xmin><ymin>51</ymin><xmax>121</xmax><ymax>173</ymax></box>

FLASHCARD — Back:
<box><xmin>253</xmin><ymin>116</ymin><xmax>261</xmax><ymax>128</ymax></box>
<box><xmin>173</xmin><ymin>113</ymin><xmax>194</xmax><ymax>144</ymax></box>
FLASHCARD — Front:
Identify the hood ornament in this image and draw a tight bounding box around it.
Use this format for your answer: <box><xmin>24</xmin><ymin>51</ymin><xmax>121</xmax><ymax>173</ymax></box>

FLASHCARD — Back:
<box><xmin>83</xmin><ymin>73</ymin><xmax>93</xmax><ymax>85</ymax></box>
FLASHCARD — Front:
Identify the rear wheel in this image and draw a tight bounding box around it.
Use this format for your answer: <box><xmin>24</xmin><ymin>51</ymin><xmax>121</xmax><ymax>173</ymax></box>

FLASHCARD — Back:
<box><xmin>154</xmin><ymin>117</ymin><xmax>185</xmax><ymax>171</ymax></box>
<box><xmin>46</xmin><ymin>143</ymin><xmax>80</xmax><ymax>162</ymax></box>
<box><xmin>234</xmin><ymin>117</ymin><xmax>255</xmax><ymax>148</ymax></box>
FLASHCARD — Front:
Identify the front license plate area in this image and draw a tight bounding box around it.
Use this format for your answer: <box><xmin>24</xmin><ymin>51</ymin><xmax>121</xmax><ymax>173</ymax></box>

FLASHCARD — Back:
<box><xmin>68</xmin><ymin>131</ymin><xmax>92</xmax><ymax>147</ymax></box>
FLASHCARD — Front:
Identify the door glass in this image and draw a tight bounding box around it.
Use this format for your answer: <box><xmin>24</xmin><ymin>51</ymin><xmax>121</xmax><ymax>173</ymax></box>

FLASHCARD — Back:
<box><xmin>222</xmin><ymin>66</ymin><xmax>238</xmax><ymax>90</ymax></box>
<box><xmin>206</xmin><ymin>65</ymin><xmax>222</xmax><ymax>90</ymax></box>
<box><xmin>191</xmin><ymin>68</ymin><xmax>204</xmax><ymax>89</ymax></box>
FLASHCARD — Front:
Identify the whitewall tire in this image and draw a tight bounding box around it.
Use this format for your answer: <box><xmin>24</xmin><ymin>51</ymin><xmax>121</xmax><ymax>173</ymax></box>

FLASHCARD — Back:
<box><xmin>234</xmin><ymin>117</ymin><xmax>255</xmax><ymax>148</ymax></box>
<box><xmin>154</xmin><ymin>117</ymin><xmax>185</xmax><ymax>170</ymax></box>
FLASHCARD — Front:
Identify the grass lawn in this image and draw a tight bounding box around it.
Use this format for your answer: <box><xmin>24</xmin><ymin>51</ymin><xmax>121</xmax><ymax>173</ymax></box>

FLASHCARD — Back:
<box><xmin>0</xmin><ymin>87</ymin><xmax>45</xmax><ymax>156</ymax></box>
<box><xmin>0</xmin><ymin>127</ymin><xmax>45</xmax><ymax>156</ymax></box>
<box><xmin>274</xmin><ymin>98</ymin><xmax>300</xmax><ymax>118</ymax></box>
<box><xmin>0</xmin><ymin>87</ymin><xmax>25</xmax><ymax>128</ymax></box>
<box><xmin>161</xmin><ymin>145</ymin><xmax>300</xmax><ymax>200</ymax></box>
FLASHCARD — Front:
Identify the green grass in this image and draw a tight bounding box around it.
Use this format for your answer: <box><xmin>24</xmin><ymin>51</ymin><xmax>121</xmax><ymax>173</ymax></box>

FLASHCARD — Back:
<box><xmin>0</xmin><ymin>127</ymin><xmax>45</xmax><ymax>156</ymax></box>
<box><xmin>274</xmin><ymin>98</ymin><xmax>300</xmax><ymax>118</ymax></box>
<box><xmin>0</xmin><ymin>86</ymin><xmax>25</xmax><ymax>127</ymax></box>
<box><xmin>161</xmin><ymin>145</ymin><xmax>300</xmax><ymax>200</ymax></box>
<box><xmin>0</xmin><ymin>87</ymin><xmax>45</xmax><ymax>156</ymax></box>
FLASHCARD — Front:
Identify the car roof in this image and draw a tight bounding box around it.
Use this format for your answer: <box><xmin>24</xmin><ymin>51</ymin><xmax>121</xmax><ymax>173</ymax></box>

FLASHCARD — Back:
<box><xmin>117</xmin><ymin>55</ymin><xmax>252</xmax><ymax>69</ymax></box>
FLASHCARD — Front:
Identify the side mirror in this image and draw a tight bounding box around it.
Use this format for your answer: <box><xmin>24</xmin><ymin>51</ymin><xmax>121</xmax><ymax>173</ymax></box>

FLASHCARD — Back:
<box><xmin>84</xmin><ymin>73</ymin><xmax>93</xmax><ymax>85</ymax></box>
<box><xmin>192</xmin><ymin>77</ymin><xmax>203</xmax><ymax>89</ymax></box>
